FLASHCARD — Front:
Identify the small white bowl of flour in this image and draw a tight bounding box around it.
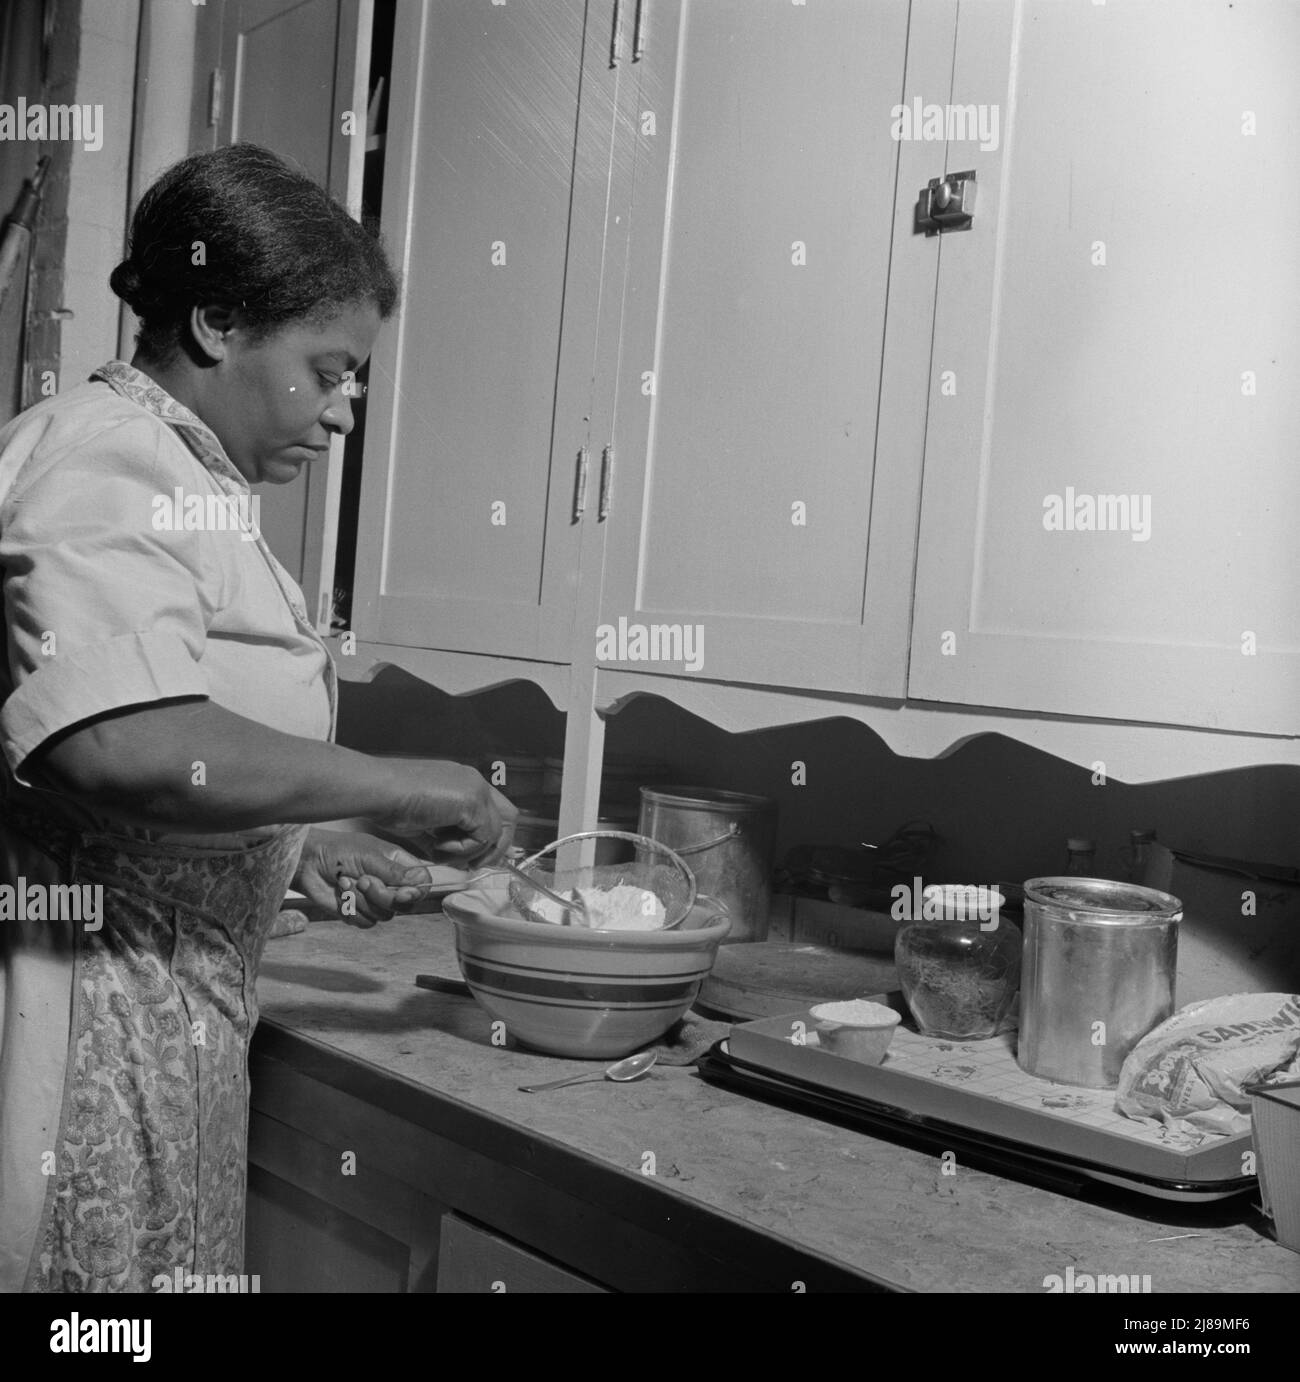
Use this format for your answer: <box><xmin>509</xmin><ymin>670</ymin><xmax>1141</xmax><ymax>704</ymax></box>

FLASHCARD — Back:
<box><xmin>809</xmin><ymin>999</ymin><xmax>901</xmax><ymax>1064</ymax></box>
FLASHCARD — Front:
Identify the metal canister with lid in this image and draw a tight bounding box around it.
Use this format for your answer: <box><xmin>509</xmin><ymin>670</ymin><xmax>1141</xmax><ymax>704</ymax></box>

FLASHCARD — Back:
<box><xmin>1018</xmin><ymin>877</ymin><xmax>1182</xmax><ymax>1089</ymax></box>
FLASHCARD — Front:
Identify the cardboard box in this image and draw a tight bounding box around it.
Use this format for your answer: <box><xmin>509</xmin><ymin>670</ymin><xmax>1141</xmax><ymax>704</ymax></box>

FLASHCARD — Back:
<box><xmin>1142</xmin><ymin>844</ymin><xmax>1300</xmax><ymax>1005</ymax></box>
<box><xmin>1247</xmin><ymin>1078</ymin><xmax>1300</xmax><ymax>1254</ymax></box>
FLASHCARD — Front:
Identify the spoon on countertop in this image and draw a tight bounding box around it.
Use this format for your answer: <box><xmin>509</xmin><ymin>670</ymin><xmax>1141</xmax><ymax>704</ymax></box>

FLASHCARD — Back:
<box><xmin>518</xmin><ymin>1050</ymin><xmax>657</xmax><ymax>1093</ymax></box>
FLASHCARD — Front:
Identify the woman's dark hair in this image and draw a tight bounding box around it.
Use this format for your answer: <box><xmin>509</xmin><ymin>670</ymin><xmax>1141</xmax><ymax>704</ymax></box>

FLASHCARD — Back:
<box><xmin>110</xmin><ymin>143</ymin><xmax>399</xmax><ymax>362</ymax></box>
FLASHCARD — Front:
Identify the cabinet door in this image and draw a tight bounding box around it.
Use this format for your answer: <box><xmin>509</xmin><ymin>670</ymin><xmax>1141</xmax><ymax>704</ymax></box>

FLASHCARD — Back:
<box><xmin>908</xmin><ymin>0</ymin><xmax>1300</xmax><ymax>736</ymax></box>
<box><xmin>215</xmin><ymin>0</ymin><xmax>365</xmax><ymax>595</ymax></box>
<box><xmin>592</xmin><ymin>0</ymin><xmax>933</xmax><ymax>694</ymax></box>
<box><xmin>351</xmin><ymin>0</ymin><xmax>622</xmax><ymax>662</ymax></box>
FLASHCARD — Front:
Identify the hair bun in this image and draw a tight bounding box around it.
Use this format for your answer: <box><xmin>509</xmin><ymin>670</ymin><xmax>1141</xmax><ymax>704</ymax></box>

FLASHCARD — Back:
<box><xmin>109</xmin><ymin>259</ymin><xmax>144</xmax><ymax>305</ymax></box>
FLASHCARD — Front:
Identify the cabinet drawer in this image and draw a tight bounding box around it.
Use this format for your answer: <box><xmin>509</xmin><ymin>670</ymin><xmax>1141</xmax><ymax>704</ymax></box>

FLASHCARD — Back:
<box><xmin>436</xmin><ymin>1214</ymin><xmax>607</xmax><ymax>1294</ymax></box>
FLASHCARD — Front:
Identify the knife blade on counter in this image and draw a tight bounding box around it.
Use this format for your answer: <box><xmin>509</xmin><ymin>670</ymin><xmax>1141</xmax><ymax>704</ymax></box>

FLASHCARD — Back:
<box><xmin>415</xmin><ymin>973</ymin><xmax>472</xmax><ymax>997</ymax></box>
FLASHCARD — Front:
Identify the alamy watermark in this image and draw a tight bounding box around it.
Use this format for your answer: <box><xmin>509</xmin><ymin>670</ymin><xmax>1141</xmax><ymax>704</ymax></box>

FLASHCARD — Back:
<box><xmin>595</xmin><ymin>616</ymin><xmax>704</xmax><ymax>672</ymax></box>
<box><xmin>0</xmin><ymin>100</ymin><xmax>102</xmax><ymax>152</ymax></box>
<box><xmin>1042</xmin><ymin>487</ymin><xmax>1151</xmax><ymax>542</ymax></box>
<box><xmin>891</xmin><ymin>880</ymin><xmax>1002</xmax><ymax>930</ymax></box>
<box><xmin>1044</xmin><ymin>1267</ymin><xmax>1151</xmax><ymax>1293</ymax></box>
<box><xmin>49</xmin><ymin>1315</ymin><xmax>150</xmax><ymax>1360</ymax></box>
<box><xmin>152</xmin><ymin>1269</ymin><xmax>261</xmax><ymax>1293</ymax></box>
<box><xmin>1</xmin><ymin>878</ymin><xmax>102</xmax><ymax>930</ymax></box>
<box><xmin>890</xmin><ymin>99</ymin><xmax>999</xmax><ymax>152</ymax></box>
<box><xmin>152</xmin><ymin>488</ymin><xmax>262</xmax><ymax>542</ymax></box>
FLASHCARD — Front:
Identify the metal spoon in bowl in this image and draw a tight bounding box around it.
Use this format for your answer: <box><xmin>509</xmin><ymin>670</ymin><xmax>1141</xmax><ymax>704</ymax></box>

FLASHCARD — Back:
<box><xmin>474</xmin><ymin>856</ymin><xmax>591</xmax><ymax>927</ymax></box>
<box><xmin>517</xmin><ymin>1050</ymin><xmax>657</xmax><ymax>1093</ymax></box>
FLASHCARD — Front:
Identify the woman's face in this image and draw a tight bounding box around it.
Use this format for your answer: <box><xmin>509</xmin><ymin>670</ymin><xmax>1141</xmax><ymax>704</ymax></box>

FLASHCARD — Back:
<box><xmin>198</xmin><ymin>300</ymin><xmax>382</xmax><ymax>485</ymax></box>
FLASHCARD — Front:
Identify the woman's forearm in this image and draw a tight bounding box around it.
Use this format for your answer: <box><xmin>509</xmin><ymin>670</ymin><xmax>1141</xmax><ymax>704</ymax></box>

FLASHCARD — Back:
<box><xmin>26</xmin><ymin>699</ymin><xmax>417</xmax><ymax>832</ymax></box>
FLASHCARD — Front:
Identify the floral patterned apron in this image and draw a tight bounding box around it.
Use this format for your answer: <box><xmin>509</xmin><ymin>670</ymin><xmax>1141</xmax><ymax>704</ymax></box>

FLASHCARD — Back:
<box><xmin>3</xmin><ymin>800</ymin><xmax>308</xmax><ymax>1292</ymax></box>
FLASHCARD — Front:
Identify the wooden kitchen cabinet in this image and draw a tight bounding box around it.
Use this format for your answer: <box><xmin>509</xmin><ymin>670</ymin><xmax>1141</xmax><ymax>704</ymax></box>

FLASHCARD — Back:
<box><xmin>593</xmin><ymin>0</ymin><xmax>944</xmax><ymax>695</ymax></box>
<box><xmin>244</xmin><ymin>1021</ymin><xmax>874</xmax><ymax>1292</ymax></box>
<box><xmin>246</xmin><ymin>1163</ymin><xmax>420</xmax><ymax>1292</ymax></box>
<box><xmin>337</xmin><ymin>0</ymin><xmax>1298</xmax><ymax>797</ymax></box>
<box><xmin>351</xmin><ymin>0</ymin><xmax>956</xmax><ymax>694</ymax></box>
<box><xmin>595</xmin><ymin>0</ymin><xmax>1300</xmax><ymax>729</ymax></box>
<box><xmin>907</xmin><ymin>0</ymin><xmax>1300</xmax><ymax>735</ymax></box>
<box><xmin>350</xmin><ymin>0</ymin><xmax>626</xmax><ymax>663</ymax></box>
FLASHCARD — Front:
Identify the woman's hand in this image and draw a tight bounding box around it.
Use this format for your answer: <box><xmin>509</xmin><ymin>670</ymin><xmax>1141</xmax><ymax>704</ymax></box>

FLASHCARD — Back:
<box><xmin>293</xmin><ymin>828</ymin><xmax>440</xmax><ymax>927</ymax></box>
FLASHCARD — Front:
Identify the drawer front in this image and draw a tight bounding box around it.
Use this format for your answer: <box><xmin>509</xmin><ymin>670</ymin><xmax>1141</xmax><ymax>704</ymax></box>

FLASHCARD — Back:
<box><xmin>436</xmin><ymin>1214</ymin><xmax>607</xmax><ymax>1294</ymax></box>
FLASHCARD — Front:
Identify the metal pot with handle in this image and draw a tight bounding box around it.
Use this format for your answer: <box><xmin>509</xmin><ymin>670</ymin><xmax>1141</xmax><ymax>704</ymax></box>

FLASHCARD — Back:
<box><xmin>638</xmin><ymin>787</ymin><xmax>777</xmax><ymax>943</ymax></box>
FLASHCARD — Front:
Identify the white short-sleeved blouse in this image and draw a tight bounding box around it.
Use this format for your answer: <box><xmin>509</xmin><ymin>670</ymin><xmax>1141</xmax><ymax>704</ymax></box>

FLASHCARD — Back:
<box><xmin>0</xmin><ymin>359</ymin><xmax>336</xmax><ymax>831</ymax></box>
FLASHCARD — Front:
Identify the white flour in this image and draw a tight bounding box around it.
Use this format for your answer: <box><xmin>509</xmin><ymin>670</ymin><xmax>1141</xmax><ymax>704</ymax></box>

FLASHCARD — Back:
<box><xmin>532</xmin><ymin>883</ymin><xmax>667</xmax><ymax>931</ymax></box>
<box><xmin>810</xmin><ymin>999</ymin><xmax>900</xmax><ymax>1026</ymax></box>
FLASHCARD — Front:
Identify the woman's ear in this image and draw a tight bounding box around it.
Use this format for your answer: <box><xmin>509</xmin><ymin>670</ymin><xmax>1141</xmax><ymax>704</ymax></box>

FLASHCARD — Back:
<box><xmin>188</xmin><ymin>304</ymin><xmax>239</xmax><ymax>362</ymax></box>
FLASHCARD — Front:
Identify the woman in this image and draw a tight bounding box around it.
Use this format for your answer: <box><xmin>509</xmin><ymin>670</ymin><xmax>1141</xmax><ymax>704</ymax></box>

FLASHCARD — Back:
<box><xmin>0</xmin><ymin>144</ymin><xmax>513</xmax><ymax>1292</ymax></box>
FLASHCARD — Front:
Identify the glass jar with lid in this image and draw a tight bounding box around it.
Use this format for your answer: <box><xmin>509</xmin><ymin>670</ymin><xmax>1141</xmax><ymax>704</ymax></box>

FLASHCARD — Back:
<box><xmin>1064</xmin><ymin>837</ymin><xmax>1097</xmax><ymax>876</ymax></box>
<box><xmin>894</xmin><ymin>885</ymin><xmax>1020</xmax><ymax>1040</ymax></box>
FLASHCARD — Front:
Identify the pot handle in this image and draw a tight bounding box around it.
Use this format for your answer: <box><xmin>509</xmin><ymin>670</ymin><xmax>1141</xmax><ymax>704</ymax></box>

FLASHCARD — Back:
<box><xmin>672</xmin><ymin>823</ymin><xmax>742</xmax><ymax>856</ymax></box>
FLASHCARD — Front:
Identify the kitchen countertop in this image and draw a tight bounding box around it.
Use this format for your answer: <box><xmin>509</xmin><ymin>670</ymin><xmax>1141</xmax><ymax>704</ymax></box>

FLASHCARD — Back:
<box><xmin>254</xmin><ymin>912</ymin><xmax>1300</xmax><ymax>1293</ymax></box>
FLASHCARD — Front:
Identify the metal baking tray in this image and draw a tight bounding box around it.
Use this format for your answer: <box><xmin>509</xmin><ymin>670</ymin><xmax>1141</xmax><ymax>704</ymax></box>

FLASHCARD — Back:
<box><xmin>702</xmin><ymin>1011</ymin><xmax>1255</xmax><ymax>1203</ymax></box>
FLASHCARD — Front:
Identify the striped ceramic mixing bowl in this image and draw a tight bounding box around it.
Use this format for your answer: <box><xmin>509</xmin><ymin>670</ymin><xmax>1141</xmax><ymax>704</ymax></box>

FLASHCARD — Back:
<box><xmin>440</xmin><ymin>886</ymin><xmax>730</xmax><ymax>1058</ymax></box>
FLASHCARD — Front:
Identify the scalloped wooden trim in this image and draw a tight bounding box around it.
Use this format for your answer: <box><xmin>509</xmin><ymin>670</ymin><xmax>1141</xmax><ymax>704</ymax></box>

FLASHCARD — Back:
<box><xmin>328</xmin><ymin>645</ymin><xmax>1298</xmax><ymax>783</ymax></box>
<box><xmin>336</xmin><ymin>641</ymin><xmax>570</xmax><ymax>711</ymax></box>
<box><xmin>593</xmin><ymin>670</ymin><xmax>1300</xmax><ymax>785</ymax></box>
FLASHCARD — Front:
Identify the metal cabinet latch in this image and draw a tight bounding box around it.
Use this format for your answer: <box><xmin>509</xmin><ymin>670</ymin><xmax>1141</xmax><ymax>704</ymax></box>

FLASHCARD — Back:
<box><xmin>915</xmin><ymin>170</ymin><xmax>976</xmax><ymax>235</ymax></box>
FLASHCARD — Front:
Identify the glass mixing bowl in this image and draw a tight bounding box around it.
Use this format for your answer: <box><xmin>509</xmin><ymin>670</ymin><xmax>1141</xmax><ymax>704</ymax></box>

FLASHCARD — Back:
<box><xmin>502</xmin><ymin>830</ymin><xmax>697</xmax><ymax>930</ymax></box>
